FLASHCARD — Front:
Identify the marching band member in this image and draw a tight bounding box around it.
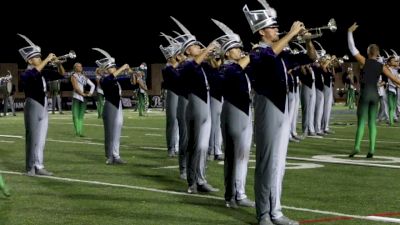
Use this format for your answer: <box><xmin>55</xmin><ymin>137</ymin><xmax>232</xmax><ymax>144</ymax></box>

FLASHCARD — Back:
<box><xmin>71</xmin><ymin>62</ymin><xmax>95</xmax><ymax>137</ymax></box>
<box><xmin>172</xmin><ymin>32</ymin><xmax>189</xmax><ymax>179</ymax></box>
<box><xmin>171</xmin><ymin>16</ymin><xmax>219</xmax><ymax>193</ymax></box>
<box><xmin>322</xmin><ymin>56</ymin><xmax>337</xmax><ymax>134</ymax></box>
<box><xmin>204</xmin><ymin>54</ymin><xmax>224</xmax><ymax>161</ymax></box>
<box><xmin>0</xmin><ymin>72</ymin><xmax>15</xmax><ymax>116</ymax></box>
<box><xmin>347</xmin><ymin>22</ymin><xmax>400</xmax><ymax>158</ymax></box>
<box><xmin>212</xmin><ymin>18</ymin><xmax>255</xmax><ymax>208</ymax></box>
<box><xmin>313</xmin><ymin>46</ymin><xmax>327</xmax><ymax>136</ymax></box>
<box><xmin>93</xmin><ymin>48</ymin><xmax>128</xmax><ymax>165</ymax></box>
<box><xmin>243</xmin><ymin>0</ymin><xmax>316</xmax><ymax>224</ymax></box>
<box><xmin>48</xmin><ymin>77</ymin><xmax>63</xmax><ymax>114</ymax></box>
<box><xmin>386</xmin><ymin>56</ymin><xmax>399</xmax><ymax>125</ymax></box>
<box><xmin>160</xmin><ymin>33</ymin><xmax>181</xmax><ymax>158</ymax></box>
<box><xmin>18</xmin><ymin>34</ymin><xmax>65</xmax><ymax>176</ymax></box>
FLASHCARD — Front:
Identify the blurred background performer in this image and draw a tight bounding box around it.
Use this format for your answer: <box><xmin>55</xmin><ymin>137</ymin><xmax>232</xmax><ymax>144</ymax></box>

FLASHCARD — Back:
<box><xmin>93</xmin><ymin>48</ymin><xmax>128</xmax><ymax>165</ymax></box>
<box><xmin>71</xmin><ymin>62</ymin><xmax>95</xmax><ymax>137</ymax></box>
<box><xmin>95</xmin><ymin>68</ymin><xmax>105</xmax><ymax>118</ymax></box>
<box><xmin>243</xmin><ymin>1</ymin><xmax>316</xmax><ymax>224</ymax></box>
<box><xmin>132</xmin><ymin>70</ymin><xmax>148</xmax><ymax>116</ymax></box>
<box><xmin>48</xmin><ymin>76</ymin><xmax>63</xmax><ymax>114</ymax></box>
<box><xmin>18</xmin><ymin>33</ymin><xmax>65</xmax><ymax>176</ymax></box>
<box><xmin>0</xmin><ymin>71</ymin><xmax>15</xmax><ymax>116</ymax></box>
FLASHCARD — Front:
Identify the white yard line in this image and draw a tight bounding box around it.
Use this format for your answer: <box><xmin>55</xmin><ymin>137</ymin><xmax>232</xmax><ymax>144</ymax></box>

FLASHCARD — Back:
<box><xmin>46</xmin><ymin>139</ymin><xmax>129</xmax><ymax>148</ymax></box>
<box><xmin>0</xmin><ymin>140</ymin><xmax>14</xmax><ymax>143</ymax></box>
<box><xmin>317</xmin><ymin>137</ymin><xmax>400</xmax><ymax>144</ymax></box>
<box><xmin>51</xmin><ymin>122</ymin><xmax>163</xmax><ymax>130</ymax></box>
<box><xmin>288</xmin><ymin>156</ymin><xmax>400</xmax><ymax>169</ymax></box>
<box><xmin>140</xmin><ymin>146</ymin><xmax>167</xmax><ymax>151</ymax></box>
<box><xmin>0</xmin><ymin>134</ymin><xmax>23</xmax><ymax>139</ymax></box>
<box><xmin>284</xmin><ymin>206</ymin><xmax>400</xmax><ymax>223</ymax></box>
<box><xmin>1</xmin><ymin>169</ymin><xmax>399</xmax><ymax>224</ymax></box>
<box><xmin>145</xmin><ymin>134</ymin><xmax>162</xmax><ymax>136</ymax></box>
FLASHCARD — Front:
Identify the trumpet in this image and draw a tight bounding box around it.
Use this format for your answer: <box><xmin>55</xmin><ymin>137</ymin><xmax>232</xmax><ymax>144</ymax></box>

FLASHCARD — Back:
<box><xmin>49</xmin><ymin>50</ymin><xmax>76</xmax><ymax>66</ymax></box>
<box><xmin>336</xmin><ymin>55</ymin><xmax>349</xmax><ymax>64</ymax></box>
<box><xmin>279</xmin><ymin>18</ymin><xmax>337</xmax><ymax>43</ymax></box>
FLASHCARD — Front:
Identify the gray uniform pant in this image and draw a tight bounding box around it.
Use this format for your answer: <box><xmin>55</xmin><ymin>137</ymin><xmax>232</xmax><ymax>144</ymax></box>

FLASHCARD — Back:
<box><xmin>254</xmin><ymin>94</ymin><xmax>290</xmax><ymax>221</ymax></box>
<box><xmin>52</xmin><ymin>95</ymin><xmax>62</xmax><ymax>113</ymax></box>
<box><xmin>314</xmin><ymin>89</ymin><xmax>324</xmax><ymax>134</ymax></box>
<box><xmin>221</xmin><ymin>101</ymin><xmax>252</xmax><ymax>201</ymax></box>
<box><xmin>24</xmin><ymin>98</ymin><xmax>48</xmax><ymax>171</ymax></box>
<box><xmin>378</xmin><ymin>92</ymin><xmax>389</xmax><ymax>121</ymax></box>
<box><xmin>186</xmin><ymin>94</ymin><xmax>211</xmax><ymax>186</ymax></box>
<box><xmin>301</xmin><ymin>83</ymin><xmax>316</xmax><ymax>134</ymax></box>
<box><xmin>103</xmin><ymin>101</ymin><xmax>123</xmax><ymax>160</ymax></box>
<box><xmin>208</xmin><ymin>97</ymin><xmax>223</xmax><ymax>156</ymax></box>
<box><xmin>290</xmin><ymin>89</ymin><xmax>300</xmax><ymax>136</ymax></box>
<box><xmin>322</xmin><ymin>86</ymin><xmax>333</xmax><ymax>132</ymax></box>
<box><xmin>177</xmin><ymin>96</ymin><xmax>188</xmax><ymax>174</ymax></box>
<box><xmin>3</xmin><ymin>95</ymin><xmax>15</xmax><ymax>116</ymax></box>
<box><xmin>288</xmin><ymin>91</ymin><xmax>298</xmax><ymax>137</ymax></box>
<box><xmin>165</xmin><ymin>90</ymin><xmax>179</xmax><ymax>154</ymax></box>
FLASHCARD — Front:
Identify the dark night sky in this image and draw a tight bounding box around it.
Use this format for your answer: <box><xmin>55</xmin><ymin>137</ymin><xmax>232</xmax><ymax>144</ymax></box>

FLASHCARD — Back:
<box><xmin>1</xmin><ymin>0</ymin><xmax>399</xmax><ymax>69</ymax></box>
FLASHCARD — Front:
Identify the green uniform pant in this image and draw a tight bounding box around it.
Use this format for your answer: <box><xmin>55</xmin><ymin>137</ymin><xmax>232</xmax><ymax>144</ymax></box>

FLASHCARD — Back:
<box><xmin>388</xmin><ymin>92</ymin><xmax>397</xmax><ymax>126</ymax></box>
<box><xmin>72</xmin><ymin>99</ymin><xmax>87</xmax><ymax>136</ymax></box>
<box><xmin>354</xmin><ymin>89</ymin><xmax>379</xmax><ymax>154</ymax></box>
<box><xmin>97</xmin><ymin>94</ymin><xmax>105</xmax><ymax>119</ymax></box>
<box><xmin>0</xmin><ymin>174</ymin><xmax>10</xmax><ymax>197</ymax></box>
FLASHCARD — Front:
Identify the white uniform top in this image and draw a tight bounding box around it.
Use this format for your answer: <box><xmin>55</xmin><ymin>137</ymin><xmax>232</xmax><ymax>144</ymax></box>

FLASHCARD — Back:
<box><xmin>388</xmin><ymin>68</ymin><xmax>398</xmax><ymax>94</ymax></box>
<box><xmin>96</xmin><ymin>75</ymin><xmax>104</xmax><ymax>95</ymax></box>
<box><xmin>72</xmin><ymin>73</ymin><xmax>95</xmax><ymax>102</ymax></box>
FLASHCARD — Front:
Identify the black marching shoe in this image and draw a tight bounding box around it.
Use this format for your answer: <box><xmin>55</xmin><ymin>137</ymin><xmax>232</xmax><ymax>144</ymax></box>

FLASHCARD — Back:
<box><xmin>349</xmin><ymin>151</ymin><xmax>359</xmax><ymax>158</ymax></box>
<box><xmin>366</xmin><ymin>153</ymin><xmax>374</xmax><ymax>158</ymax></box>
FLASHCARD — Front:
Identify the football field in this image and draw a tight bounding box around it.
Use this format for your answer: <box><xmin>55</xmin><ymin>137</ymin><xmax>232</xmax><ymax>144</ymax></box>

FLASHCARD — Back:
<box><xmin>1</xmin><ymin>105</ymin><xmax>400</xmax><ymax>225</ymax></box>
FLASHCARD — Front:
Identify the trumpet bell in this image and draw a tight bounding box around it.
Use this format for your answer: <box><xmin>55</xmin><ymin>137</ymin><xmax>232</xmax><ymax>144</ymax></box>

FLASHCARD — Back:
<box><xmin>66</xmin><ymin>50</ymin><xmax>76</xmax><ymax>59</ymax></box>
<box><xmin>327</xmin><ymin>18</ymin><xmax>337</xmax><ymax>32</ymax></box>
<box><xmin>48</xmin><ymin>50</ymin><xmax>77</xmax><ymax>67</ymax></box>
